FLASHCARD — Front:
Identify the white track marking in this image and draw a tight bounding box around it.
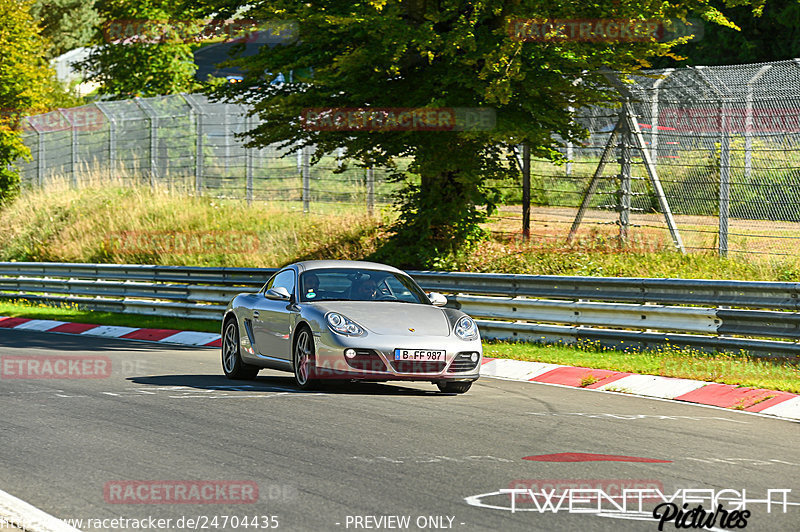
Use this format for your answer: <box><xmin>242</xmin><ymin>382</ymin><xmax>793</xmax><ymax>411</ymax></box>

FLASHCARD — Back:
<box><xmin>0</xmin><ymin>488</ymin><xmax>81</xmax><ymax>532</ymax></box>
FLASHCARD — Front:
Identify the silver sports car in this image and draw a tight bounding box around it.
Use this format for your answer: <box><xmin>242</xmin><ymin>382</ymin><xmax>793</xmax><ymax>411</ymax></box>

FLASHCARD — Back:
<box><xmin>221</xmin><ymin>260</ymin><xmax>482</xmax><ymax>393</ymax></box>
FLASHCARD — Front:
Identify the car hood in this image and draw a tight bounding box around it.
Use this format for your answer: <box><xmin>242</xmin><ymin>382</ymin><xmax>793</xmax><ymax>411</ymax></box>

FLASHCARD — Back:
<box><xmin>312</xmin><ymin>301</ymin><xmax>451</xmax><ymax>336</ymax></box>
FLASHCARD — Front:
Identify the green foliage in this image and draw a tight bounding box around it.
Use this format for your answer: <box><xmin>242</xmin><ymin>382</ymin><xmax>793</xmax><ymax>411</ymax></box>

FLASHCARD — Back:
<box><xmin>0</xmin><ymin>126</ymin><xmax>28</xmax><ymax>204</ymax></box>
<box><xmin>80</xmin><ymin>1</ymin><xmax>203</xmax><ymax>98</ymax></box>
<box><xmin>0</xmin><ymin>0</ymin><xmax>58</xmax><ymax>202</ymax></box>
<box><xmin>206</xmin><ymin>0</ymin><xmax>761</xmax><ymax>268</ymax></box>
<box><xmin>31</xmin><ymin>0</ymin><xmax>100</xmax><ymax>58</ymax></box>
<box><xmin>655</xmin><ymin>0</ymin><xmax>800</xmax><ymax>66</ymax></box>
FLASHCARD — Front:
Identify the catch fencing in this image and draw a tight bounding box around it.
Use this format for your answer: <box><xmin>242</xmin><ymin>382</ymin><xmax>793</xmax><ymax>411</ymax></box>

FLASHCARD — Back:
<box><xmin>14</xmin><ymin>58</ymin><xmax>800</xmax><ymax>258</ymax></box>
<box><xmin>510</xmin><ymin>59</ymin><xmax>800</xmax><ymax>259</ymax></box>
<box><xmin>15</xmin><ymin>93</ymin><xmax>397</xmax><ymax>212</ymax></box>
<box><xmin>1</xmin><ymin>262</ymin><xmax>799</xmax><ymax>358</ymax></box>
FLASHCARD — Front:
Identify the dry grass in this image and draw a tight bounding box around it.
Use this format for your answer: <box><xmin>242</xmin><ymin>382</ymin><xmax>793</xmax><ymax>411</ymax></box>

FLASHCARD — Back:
<box><xmin>1</xmin><ymin>176</ymin><xmax>384</xmax><ymax>267</ymax></box>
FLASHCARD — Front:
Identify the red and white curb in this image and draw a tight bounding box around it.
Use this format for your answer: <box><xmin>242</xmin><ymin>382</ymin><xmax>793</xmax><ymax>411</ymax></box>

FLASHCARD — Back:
<box><xmin>480</xmin><ymin>358</ymin><xmax>800</xmax><ymax>422</ymax></box>
<box><xmin>2</xmin><ymin>316</ymin><xmax>797</xmax><ymax>422</ymax></box>
<box><xmin>0</xmin><ymin>317</ymin><xmax>221</xmax><ymax>348</ymax></box>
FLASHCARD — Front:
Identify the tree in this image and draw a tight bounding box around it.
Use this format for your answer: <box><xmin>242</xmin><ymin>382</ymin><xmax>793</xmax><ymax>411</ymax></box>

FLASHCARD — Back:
<box><xmin>654</xmin><ymin>0</ymin><xmax>800</xmax><ymax>66</ymax></box>
<box><xmin>31</xmin><ymin>0</ymin><xmax>100</xmax><ymax>59</ymax></box>
<box><xmin>0</xmin><ymin>0</ymin><xmax>58</xmax><ymax>203</ymax></box>
<box><xmin>80</xmin><ymin>1</ymin><xmax>204</xmax><ymax>98</ymax></box>
<box><xmin>208</xmin><ymin>0</ymin><xmax>764</xmax><ymax>267</ymax></box>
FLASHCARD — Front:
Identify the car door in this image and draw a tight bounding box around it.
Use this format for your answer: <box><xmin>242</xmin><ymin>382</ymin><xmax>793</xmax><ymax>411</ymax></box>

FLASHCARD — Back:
<box><xmin>251</xmin><ymin>269</ymin><xmax>297</xmax><ymax>361</ymax></box>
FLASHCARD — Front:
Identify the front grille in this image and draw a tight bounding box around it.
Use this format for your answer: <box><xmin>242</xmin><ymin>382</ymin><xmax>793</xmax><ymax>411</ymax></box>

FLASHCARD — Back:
<box><xmin>345</xmin><ymin>349</ymin><xmax>387</xmax><ymax>372</ymax></box>
<box><xmin>449</xmin><ymin>352</ymin><xmax>480</xmax><ymax>372</ymax></box>
<box><xmin>389</xmin><ymin>360</ymin><xmax>447</xmax><ymax>373</ymax></box>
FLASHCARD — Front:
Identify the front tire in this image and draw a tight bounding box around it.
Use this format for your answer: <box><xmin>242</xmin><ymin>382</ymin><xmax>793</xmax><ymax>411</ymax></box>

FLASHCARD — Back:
<box><xmin>222</xmin><ymin>318</ymin><xmax>259</xmax><ymax>380</ymax></box>
<box><xmin>437</xmin><ymin>381</ymin><xmax>473</xmax><ymax>394</ymax></box>
<box><xmin>293</xmin><ymin>327</ymin><xmax>318</xmax><ymax>390</ymax></box>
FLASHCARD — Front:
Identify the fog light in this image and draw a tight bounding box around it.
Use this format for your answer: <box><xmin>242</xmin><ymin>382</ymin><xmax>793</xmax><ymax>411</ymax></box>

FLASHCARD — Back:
<box><xmin>345</xmin><ymin>349</ymin><xmax>357</xmax><ymax>359</ymax></box>
<box><xmin>470</xmin><ymin>352</ymin><xmax>479</xmax><ymax>363</ymax></box>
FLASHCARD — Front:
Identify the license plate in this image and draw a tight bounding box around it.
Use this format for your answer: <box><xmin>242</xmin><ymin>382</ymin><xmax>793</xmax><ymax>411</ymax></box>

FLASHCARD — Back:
<box><xmin>394</xmin><ymin>349</ymin><xmax>446</xmax><ymax>361</ymax></box>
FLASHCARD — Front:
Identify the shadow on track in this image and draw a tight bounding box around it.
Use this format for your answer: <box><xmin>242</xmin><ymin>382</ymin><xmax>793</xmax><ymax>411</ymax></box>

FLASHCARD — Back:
<box><xmin>0</xmin><ymin>328</ymin><xmax>204</xmax><ymax>353</ymax></box>
<box><xmin>127</xmin><ymin>374</ymin><xmax>442</xmax><ymax>396</ymax></box>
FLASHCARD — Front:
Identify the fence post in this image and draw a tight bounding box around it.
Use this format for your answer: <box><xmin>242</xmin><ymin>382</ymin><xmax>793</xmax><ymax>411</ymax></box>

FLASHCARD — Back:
<box><xmin>521</xmin><ymin>143</ymin><xmax>530</xmax><ymax>241</ymax></box>
<box><xmin>745</xmin><ymin>65</ymin><xmax>771</xmax><ymax>179</ymax></box>
<box><xmin>58</xmin><ymin>110</ymin><xmax>79</xmax><ymax>187</ymax></box>
<box><xmin>719</xmin><ymin>100</ymin><xmax>731</xmax><ymax>257</ymax></box>
<box><xmin>366</xmin><ymin>166</ymin><xmax>375</xmax><ymax>216</ymax></box>
<box><xmin>182</xmin><ymin>95</ymin><xmax>204</xmax><ymax>195</ymax></box>
<box><xmin>302</xmin><ymin>145</ymin><xmax>311</xmax><ymax>213</ymax></box>
<box><xmin>245</xmin><ymin>113</ymin><xmax>254</xmax><ymax>205</ymax></box>
<box><xmin>650</xmin><ymin>69</ymin><xmax>673</xmax><ymax>166</ymax></box>
<box><xmin>223</xmin><ymin>107</ymin><xmax>230</xmax><ymax>175</ymax></box>
<box><xmin>95</xmin><ymin>103</ymin><xmax>115</xmax><ymax>181</ymax></box>
<box><xmin>618</xmin><ymin>113</ymin><xmax>632</xmax><ymax>246</ymax></box>
<box><xmin>134</xmin><ymin>98</ymin><xmax>158</xmax><ymax>187</ymax></box>
<box><xmin>31</xmin><ymin>120</ymin><xmax>44</xmax><ymax>187</ymax></box>
<box><xmin>564</xmin><ymin>106</ymin><xmax>574</xmax><ymax>177</ymax></box>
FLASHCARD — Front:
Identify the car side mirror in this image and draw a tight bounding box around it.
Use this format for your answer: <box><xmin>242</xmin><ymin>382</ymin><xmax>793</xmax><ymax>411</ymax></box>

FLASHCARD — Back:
<box><xmin>265</xmin><ymin>286</ymin><xmax>291</xmax><ymax>301</ymax></box>
<box><xmin>427</xmin><ymin>292</ymin><xmax>447</xmax><ymax>307</ymax></box>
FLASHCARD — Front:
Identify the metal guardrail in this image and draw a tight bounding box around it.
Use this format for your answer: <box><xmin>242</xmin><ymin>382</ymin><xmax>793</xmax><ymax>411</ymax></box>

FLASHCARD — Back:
<box><xmin>1</xmin><ymin>262</ymin><xmax>799</xmax><ymax>357</ymax></box>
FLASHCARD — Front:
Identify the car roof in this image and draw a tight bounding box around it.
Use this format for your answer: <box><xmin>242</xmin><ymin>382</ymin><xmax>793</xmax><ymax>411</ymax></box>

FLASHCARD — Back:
<box><xmin>293</xmin><ymin>260</ymin><xmax>407</xmax><ymax>276</ymax></box>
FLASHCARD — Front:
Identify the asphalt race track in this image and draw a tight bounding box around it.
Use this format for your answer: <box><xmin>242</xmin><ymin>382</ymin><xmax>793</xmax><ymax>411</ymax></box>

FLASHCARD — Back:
<box><xmin>1</xmin><ymin>328</ymin><xmax>799</xmax><ymax>532</ymax></box>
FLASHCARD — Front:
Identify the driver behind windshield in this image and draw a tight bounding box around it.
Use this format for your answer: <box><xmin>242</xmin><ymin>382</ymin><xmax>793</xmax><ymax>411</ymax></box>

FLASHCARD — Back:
<box><xmin>351</xmin><ymin>277</ymin><xmax>378</xmax><ymax>300</ymax></box>
<box><xmin>302</xmin><ymin>273</ymin><xmax>320</xmax><ymax>299</ymax></box>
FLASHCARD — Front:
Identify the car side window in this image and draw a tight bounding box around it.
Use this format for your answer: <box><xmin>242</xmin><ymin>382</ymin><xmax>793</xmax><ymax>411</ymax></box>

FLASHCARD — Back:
<box><xmin>266</xmin><ymin>269</ymin><xmax>296</xmax><ymax>297</ymax></box>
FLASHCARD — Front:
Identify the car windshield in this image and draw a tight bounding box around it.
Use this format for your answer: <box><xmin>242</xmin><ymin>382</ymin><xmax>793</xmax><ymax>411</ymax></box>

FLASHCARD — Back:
<box><xmin>299</xmin><ymin>268</ymin><xmax>429</xmax><ymax>304</ymax></box>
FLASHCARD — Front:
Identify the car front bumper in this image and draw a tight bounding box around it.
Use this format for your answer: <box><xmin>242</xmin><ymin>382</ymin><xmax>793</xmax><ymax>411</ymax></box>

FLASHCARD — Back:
<box><xmin>312</xmin><ymin>329</ymin><xmax>482</xmax><ymax>382</ymax></box>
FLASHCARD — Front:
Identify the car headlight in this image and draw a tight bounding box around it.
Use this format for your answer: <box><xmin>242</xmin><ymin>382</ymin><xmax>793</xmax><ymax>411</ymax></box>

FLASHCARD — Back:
<box><xmin>454</xmin><ymin>315</ymin><xmax>479</xmax><ymax>340</ymax></box>
<box><xmin>326</xmin><ymin>312</ymin><xmax>365</xmax><ymax>336</ymax></box>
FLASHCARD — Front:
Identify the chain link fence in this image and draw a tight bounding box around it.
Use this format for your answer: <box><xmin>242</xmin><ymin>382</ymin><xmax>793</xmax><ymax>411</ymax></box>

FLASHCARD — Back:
<box><xmin>17</xmin><ymin>93</ymin><xmax>401</xmax><ymax>212</ymax></box>
<box><xmin>15</xmin><ymin>58</ymin><xmax>800</xmax><ymax>259</ymax></box>
<box><xmin>504</xmin><ymin>59</ymin><xmax>800</xmax><ymax>259</ymax></box>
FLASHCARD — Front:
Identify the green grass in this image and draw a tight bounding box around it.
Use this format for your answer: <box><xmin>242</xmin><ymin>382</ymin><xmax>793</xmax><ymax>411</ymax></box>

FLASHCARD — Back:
<box><xmin>0</xmin><ymin>299</ymin><xmax>220</xmax><ymax>333</ymax></box>
<box><xmin>485</xmin><ymin>341</ymin><xmax>800</xmax><ymax>394</ymax></box>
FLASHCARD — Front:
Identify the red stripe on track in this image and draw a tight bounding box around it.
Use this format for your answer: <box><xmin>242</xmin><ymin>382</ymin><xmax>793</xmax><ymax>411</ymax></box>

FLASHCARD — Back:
<box><xmin>745</xmin><ymin>392</ymin><xmax>798</xmax><ymax>412</ymax></box>
<box><xmin>523</xmin><ymin>453</ymin><xmax>671</xmax><ymax>463</ymax></box>
<box><xmin>48</xmin><ymin>322</ymin><xmax>101</xmax><ymax>334</ymax></box>
<box><xmin>0</xmin><ymin>317</ymin><xmax>32</xmax><ymax>328</ymax></box>
<box><xmin>205</xmin><ymin>339</ymin><xmax>222</xmax><ymax>347</ymax></box>
<box><xmin>675</xmin><ymin>383</ymin><xmax>799</xmax><ymax>411</ymax></box>
<box><xmin>122</xmin><ymin>328</ymin><xmax>182</xmax><ymax>341</ymax></box>
<box><xmin>481</xmin><ymin>357</ymin><xmax>495</xmax><ymax>365</ymax></box>
<box><xmin>531</xmin><ymin>366</ymin><xmax>631</xmax><ymax>388</ymax></box>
